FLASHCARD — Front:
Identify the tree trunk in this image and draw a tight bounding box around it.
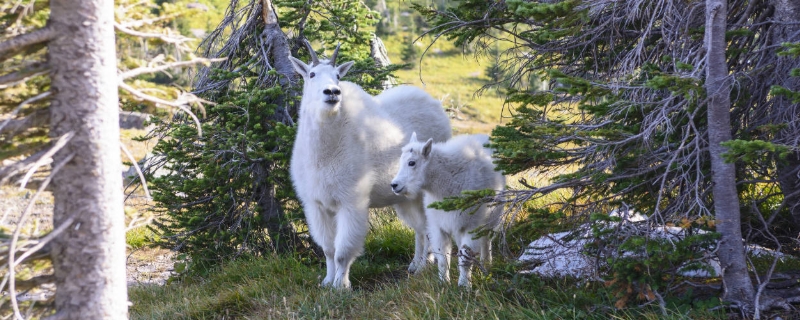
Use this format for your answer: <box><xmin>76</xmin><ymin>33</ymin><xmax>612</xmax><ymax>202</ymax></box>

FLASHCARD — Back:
<box><xmin>770</xmin><ymin>0</ymin><xmax>800</xmax><ymax>231</ymax></box>
<box><xmin>48</xmin><ymin>0</ymin><xmax>128</xmax><ymax>318</ymax></box>
<box><xmin>704</xmin><ymin>0</ymin><xmax>755</xmax><ymax>307</ymax></box>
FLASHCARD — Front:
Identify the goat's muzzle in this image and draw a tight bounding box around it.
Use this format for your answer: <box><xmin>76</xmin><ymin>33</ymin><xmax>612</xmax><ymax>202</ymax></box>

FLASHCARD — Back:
<box><xmin>323</xmin><ymin>86</ymin><xmax>341</xmax><ymax>105</ymax></box>
<box><xmin>390</xmin><ymin>183</ymin><xmax>404</xmax><ymax>195</ymax></box>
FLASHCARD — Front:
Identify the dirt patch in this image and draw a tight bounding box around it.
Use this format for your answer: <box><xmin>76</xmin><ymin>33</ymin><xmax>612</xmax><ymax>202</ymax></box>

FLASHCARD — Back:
<box><xmin>126</xmin><ymin>247</ymin><xmax>176</xmax><ymax>286</ymax></box>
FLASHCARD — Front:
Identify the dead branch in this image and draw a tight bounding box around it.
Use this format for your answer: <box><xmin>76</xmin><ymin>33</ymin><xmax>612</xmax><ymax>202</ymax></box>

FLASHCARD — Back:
<box><xmin>118</xmin><ymin>82</ymin><xmax>205</xmax><ymax>136</ymax></box>
<box><xmin>0</xmin><ymin>61</ymin><xmax>48</xmax><ymax>88</ymax></box>
<box><xmin>114</xmin><ymin>23</ymin><xmax>192</xmax><ymax>45</ymax></box>
<box><xmin>11</xmin><ymin>275</ymin><xmax>54</xmax><ymax>292</ymax></box>
<box><xmin>0</xmin><ymin>131</ymin><xmax>72</xmax><ymax>188</ymax></box>
<box><xmin>17</xmin><ymin>131</ymin><xmax>74</xmax><ymax>189</ymax></box>
<box><xmin>0</xmin><ymin>92</ymin><xmax>51</xmax><ymax>135</ymax></box>
<box><xmin>120</xmin><ymin>143</ymin><xmax>151</xmax><ymax>200</ymax></box>
<box><xmin>7</xmin><ymin>151</ymin><xmax>74</xmax><ymax>320</ymax></box>
<box><xmin>0</xmin><ymin>24</ymin><xmax>57</xmax><ymax>62</ymax></box>
<box><xmin>118</xmin><ymin>57</ymin><xmax>226</xmax><ymax>80</ymax></box>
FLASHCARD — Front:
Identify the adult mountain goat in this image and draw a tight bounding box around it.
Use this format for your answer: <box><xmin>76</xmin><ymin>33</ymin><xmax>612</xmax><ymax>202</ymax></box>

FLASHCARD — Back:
<box><xmin>391</xmin><ymin>133</ymin><xmax>505</xmax><ymax>287</ymax></box>
<box><xmin>288</xmin><ymin>42</ymin><xmax>451</xmax><ymax>289</ymax></box>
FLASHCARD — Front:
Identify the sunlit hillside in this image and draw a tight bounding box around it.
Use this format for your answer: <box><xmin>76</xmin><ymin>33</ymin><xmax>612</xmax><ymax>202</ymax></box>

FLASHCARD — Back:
<box><xmin>384</xmin><ymin>35</ymin><xmax>508</xmax><ymax>134</ymax></box>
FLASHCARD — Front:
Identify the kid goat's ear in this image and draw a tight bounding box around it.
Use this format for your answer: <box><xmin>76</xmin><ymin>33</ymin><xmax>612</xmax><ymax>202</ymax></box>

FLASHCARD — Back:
<box><xmin>422</xmin><ymin>138</ymin><xmax>433</xmax><ymax>158</ymax></box>
<box><xmin>289</xmin><ymin>56</ymin><xmax>310</xmax><ymax>78</ymax></box>
<box><xmin>409</xmin><ymin>132</ymin><xmax>418</xmax><ymax>143</ymax></box>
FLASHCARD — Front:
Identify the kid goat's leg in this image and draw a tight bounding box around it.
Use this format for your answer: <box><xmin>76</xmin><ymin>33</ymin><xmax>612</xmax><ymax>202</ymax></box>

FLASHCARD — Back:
<box><xmin>394</xmin><ymin>198</ymin><xmax>431</xmax><ymax>274</ymax></box>
<box><xmin>429</xmin><ymin>225</ymin><xmax>452</xmax><ymax>283</ymax></box>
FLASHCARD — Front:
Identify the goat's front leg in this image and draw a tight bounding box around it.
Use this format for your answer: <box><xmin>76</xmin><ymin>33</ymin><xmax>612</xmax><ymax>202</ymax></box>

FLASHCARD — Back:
<box><xmin>305</xmin><ymin>204</ymin><xmax>337</xmax><ymax>287</ymax></box>
<box><xmin>429</xmin><ymin>227</ymin><xmax>451</xmax><ymax>283</ymax></box>
<box><xmin>331</xmin><ymin>206</ymin><xmax>368</xmax><ymax>289</ymax></box>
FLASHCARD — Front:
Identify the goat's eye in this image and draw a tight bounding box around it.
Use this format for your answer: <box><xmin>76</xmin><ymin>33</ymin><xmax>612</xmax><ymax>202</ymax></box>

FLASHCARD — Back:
<box><xmin>336</xmin><ymin>74</ymin><xmax>340</xmax><ymax>80</ymax></box>
<box><xmin>310</xmin><ymin>72</ymin><xmax>315</xmax><ymax>78</ymax></box>
<box><xmin>408</xmin><ymin>160</ymin><xmax>416</xmax><ymax>167</ymax></box>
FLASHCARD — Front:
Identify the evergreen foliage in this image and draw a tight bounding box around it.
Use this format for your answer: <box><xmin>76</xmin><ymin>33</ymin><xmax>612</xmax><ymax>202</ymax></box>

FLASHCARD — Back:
<box><xmin>416</xmin><ymin>0</ymin><xmax>800</xmax><ymax>306</ymax></box>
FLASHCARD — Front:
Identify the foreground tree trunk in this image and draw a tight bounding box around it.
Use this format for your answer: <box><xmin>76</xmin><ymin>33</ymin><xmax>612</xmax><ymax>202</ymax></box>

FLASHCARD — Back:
<box><xmin>704</xmin><ymin>0</ymin><xmax>756</xmax><ymax>307</ymax></box>
<box><xmin>48</xmin><ymin>0</ymin><xmax>128</xmax><ymax>317</ymax></box>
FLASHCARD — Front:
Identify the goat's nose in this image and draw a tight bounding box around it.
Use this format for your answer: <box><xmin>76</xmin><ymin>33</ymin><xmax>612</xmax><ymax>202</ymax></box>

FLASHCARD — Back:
<box><xmin>323</xmin><ymin>87</ymin><xmax>341</xmax><ymax>96</ymax></box>
<box><xmin>390</xmin><ymin>183</ymin><xmax>398</xmax><ymax>189</ymax></box>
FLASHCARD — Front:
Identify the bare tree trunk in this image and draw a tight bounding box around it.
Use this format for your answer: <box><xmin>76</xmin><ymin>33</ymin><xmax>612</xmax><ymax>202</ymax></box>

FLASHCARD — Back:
<box><xmin>770</xmin><ymin>0</ymin><xmax>800</xmax><ymax>231</ymax></box>
<box><xmin>370</xmin><ymin>34</ymin><xmax>395</xmax><ymax>90</ymax></box>
<box><xmin>704</xmin><ymin>0</ymin><xmax>755</xmax><ymax>307</ymax></box>
<box><xmin>48</xmin><ymin>0</ymin><xmax>128</xmax><ymax>317</ymax></box>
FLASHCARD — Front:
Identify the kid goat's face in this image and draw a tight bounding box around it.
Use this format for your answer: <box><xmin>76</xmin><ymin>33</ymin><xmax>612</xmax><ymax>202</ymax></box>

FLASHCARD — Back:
<box><xmin>391</xmin><ymin>133</ymin><xmax>433</xmax><ymax>197</ymax></box>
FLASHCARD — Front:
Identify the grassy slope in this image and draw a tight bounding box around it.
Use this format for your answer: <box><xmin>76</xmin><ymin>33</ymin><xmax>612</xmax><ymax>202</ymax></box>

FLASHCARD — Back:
<box><xmin>129</xmin><ymin>211</ymin><xmax>730</xmax><ymax>320</ymax></box>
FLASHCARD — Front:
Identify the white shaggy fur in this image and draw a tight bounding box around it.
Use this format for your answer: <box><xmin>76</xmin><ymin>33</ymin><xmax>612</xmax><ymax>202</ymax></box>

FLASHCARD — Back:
<box><xmin>391</xmin><ymin>133</ymin><xmax>505</xmax><ymax>287</ymax></box>
<box><xmin>288</xmin><ymin>45</ymin><xmax>451</xmax><ymax>289</ymax></box>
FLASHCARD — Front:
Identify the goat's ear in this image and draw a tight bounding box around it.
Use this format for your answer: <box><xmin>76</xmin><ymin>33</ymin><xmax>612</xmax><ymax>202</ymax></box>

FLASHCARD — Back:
<box><xmin>337</xmin><ymin>61</ymin><xmax>355</xmax><ymax>78</ymax></box>
<box><xmin>289</xmin><ymin>56</ymin><xmax>310</xmax><ymax>77</ymax></box>
<box><xmin>410</xmin><ymin>132</ymin><xmax>418</xmax><ymax>143</ymax></box>
<box><xmin>422</xmin><ymin>138</ymin><xmax>433</xmax><ymax>158</ymax></box>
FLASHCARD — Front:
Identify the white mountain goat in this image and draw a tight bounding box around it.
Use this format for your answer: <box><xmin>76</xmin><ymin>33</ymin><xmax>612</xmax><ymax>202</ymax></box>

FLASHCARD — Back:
<box><xmin>288</xmin><ymin>42</ymin><xmax>452</xmax><ymax>289</ymax></box>
<box><xmin>391</xmin><ymin>133</ymin><xmax>505</xmax><ymax>287</ymax></box>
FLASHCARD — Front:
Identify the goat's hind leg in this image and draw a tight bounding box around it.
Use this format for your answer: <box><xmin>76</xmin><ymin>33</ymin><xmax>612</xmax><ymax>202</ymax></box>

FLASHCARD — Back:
<box><xmin>394</xmin><ymin>198</ymin><xmax>432</xmax><ymax>274</ymax></box>
<box><xmin>331</xmin><ymin>207</ymin><xmax>369</xmax><ymax>289</ymax></box>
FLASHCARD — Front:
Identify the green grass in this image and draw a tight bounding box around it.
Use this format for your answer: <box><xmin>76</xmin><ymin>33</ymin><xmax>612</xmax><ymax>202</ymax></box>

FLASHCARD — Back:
<box><xmin>129</xmin><ymin>210</ymin><xmax>736</xmax><ymax>320</ymax></box>
<box><xmin>129</xmin><ymin>255</ymin><xmax>729</xmax><ymax>320</ymax></box>
<box><xmin>126</xmin><ymin>225</ymin><xmax>160</xmax><ymax>249</ymax></box>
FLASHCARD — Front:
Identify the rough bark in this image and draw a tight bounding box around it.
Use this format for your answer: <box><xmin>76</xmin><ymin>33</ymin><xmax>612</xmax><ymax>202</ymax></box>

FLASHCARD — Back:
<box><xmin>705</xmin><ymin>0</ymin><xmax>756</xmax><ymax>307</ymax></box>
<box><xmin>257</xmin><ymin>0</ymin><xmax>300</xmax><ymax>252</ymax></box>
<box><xmin>47</xmin><ymin>0</ymin><xmax>128</xmax><ymax>318</ymax></box>
<box><xmin>770</xmin><ymin>0</ymin><xmax>800</xmax><ymax>230</ymax></box>
<box><xmin>370</xmin><ymin>34</ymin><xmax>395</xmax><ymax>90</ymax></box>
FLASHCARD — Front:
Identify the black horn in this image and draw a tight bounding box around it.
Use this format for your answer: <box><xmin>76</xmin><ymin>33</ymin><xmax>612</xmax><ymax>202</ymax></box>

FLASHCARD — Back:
<box><xmin>303</xmin><ymin>39</ymin><xmax>320</xmax><ymax>66</ymax></box>
<box><xmin>330</xmin><ymin>43</ymin><xmax>341</xmax><ymax>66</ymax></box>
